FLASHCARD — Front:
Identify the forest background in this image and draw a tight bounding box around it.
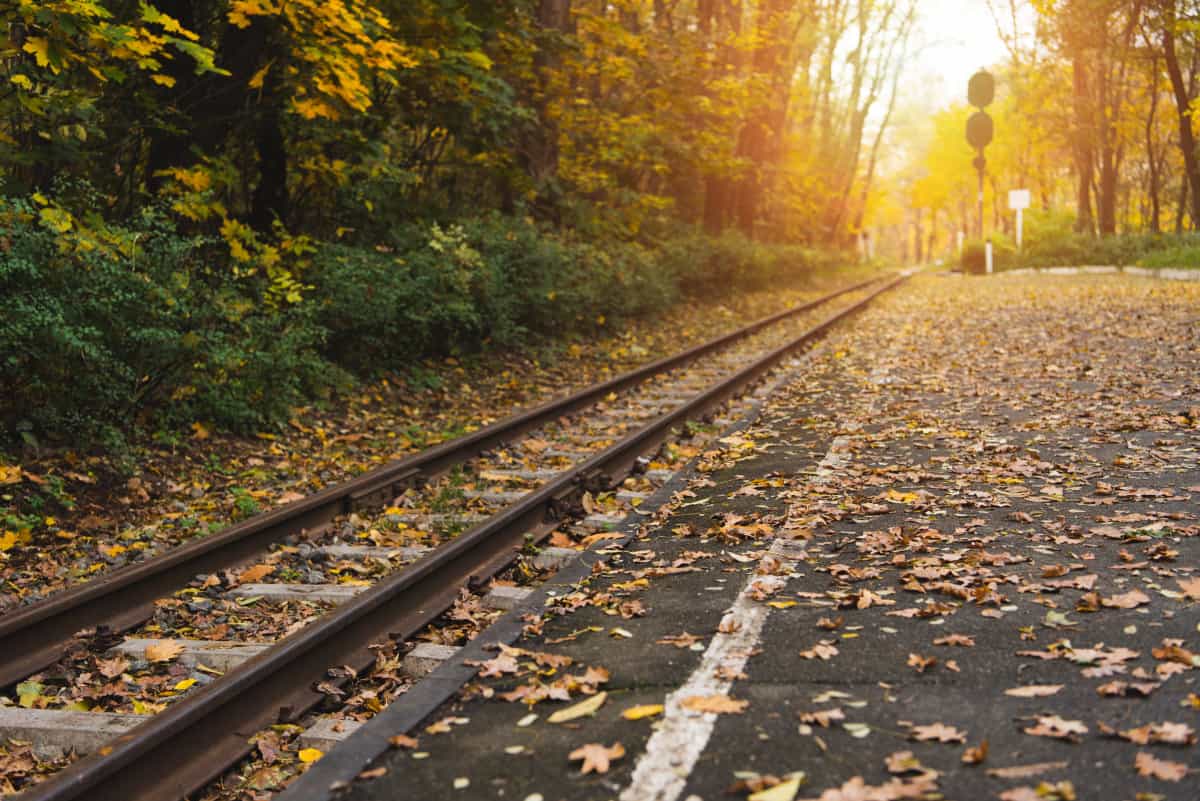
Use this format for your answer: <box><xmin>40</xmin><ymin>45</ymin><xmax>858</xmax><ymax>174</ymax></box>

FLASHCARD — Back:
<box><xmin>1</xmin><ymin>0</ymin><xmax>1198</xmax><ymax>449</ymax></box>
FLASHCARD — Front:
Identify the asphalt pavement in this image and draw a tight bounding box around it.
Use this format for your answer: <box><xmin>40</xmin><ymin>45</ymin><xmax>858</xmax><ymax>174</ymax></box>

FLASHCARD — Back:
<box><xmin>300</xmin><ymin>272</ymin><xmax>1200</xmax><ymax>801</ymax></box>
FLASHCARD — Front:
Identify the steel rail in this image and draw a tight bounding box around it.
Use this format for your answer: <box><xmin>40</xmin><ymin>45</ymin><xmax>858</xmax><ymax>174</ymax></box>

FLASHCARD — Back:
<box><xmin>21</xmin><ymin>273</ymin><xmax>906</xmax><ymax>801</ymax></box>
<box><xmin>0</xmin><ymin>275</ymin><xmax>880</xmax><ymax>688</ymax></box>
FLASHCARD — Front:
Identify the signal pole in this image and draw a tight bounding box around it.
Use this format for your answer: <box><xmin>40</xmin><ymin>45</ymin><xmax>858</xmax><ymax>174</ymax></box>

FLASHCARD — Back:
<box><xmin>966</xmin><ymin>70</ymin><xmax>995</xmax><ymax>240</ymax></box>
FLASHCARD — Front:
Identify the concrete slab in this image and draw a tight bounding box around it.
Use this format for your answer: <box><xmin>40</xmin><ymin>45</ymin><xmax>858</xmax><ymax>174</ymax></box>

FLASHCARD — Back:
<box><xmin>0</xmin><ymin>709</ymin><xmax>149</xmax><ymax>759</ymax></box>
<box><xmin>402</xmin><ymin>643</ymin><xmax>461</xmax><ymax>678</ymax></box>
<box><xmin>315</xmin><ymin>544</ymin><xmax>428</xmax><ymax>562</ymax></box>
<box><xmin>481</xmin><ymin>585</ymin><xmax>533</xmax><ymax>611</ymax></box>
<box><xmin>229</xmin><ymin>583</ymin><xmax>363</xmax><ymax>604</ymax></box>
<box><xmin>530</xmin><ymin>546</ymin><xmax>578</xmax><ymax>572</ymax></box>
<box><xmin>298</xmin><ymin>718</ymin><xmax>363</xmax><ymax>752</ymax></box>
<box><xmin>113</xmin><ymin>638</ymin><xmax>268</xmax><ymax>673</ymax></box>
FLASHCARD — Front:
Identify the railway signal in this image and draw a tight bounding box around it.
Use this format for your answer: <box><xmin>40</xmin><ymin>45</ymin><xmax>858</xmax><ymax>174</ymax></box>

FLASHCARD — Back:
<box><xmin>966</xmin><ymin>69</ymin><xmax>995</xmax><ymax>271</ymax></box>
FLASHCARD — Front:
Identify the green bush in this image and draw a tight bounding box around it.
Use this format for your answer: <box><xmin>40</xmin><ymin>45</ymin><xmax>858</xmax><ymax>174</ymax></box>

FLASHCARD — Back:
<box><xmin>0</xmin><ymin>197</ymin><xmax>341</xmax><ymax>444</ymax></box>
<box><xmin>1</xmin><ymin>192</ymin><xmax>851</xmax><ymax>449</ymax></box>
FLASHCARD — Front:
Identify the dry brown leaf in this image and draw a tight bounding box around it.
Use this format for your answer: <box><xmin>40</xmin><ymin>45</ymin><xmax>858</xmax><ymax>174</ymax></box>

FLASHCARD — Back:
<box><xmin>238</xmin><ymin>563</ymin><xmax>274</xmax><ymax>583</ymax></box>
<box><xmin>1004</xmin><ymin>684</ymin><xmax>1063</xmax><ymax>698</ymax></box>
<box><xmin>388</xmin><ymin>734</ymin><xmax>418</xmax><ymax>749</ymax></box>
<box><xmin>961</xmin><ymin>740</ymin><xmax>988</xmax><ymax>765</ymax></box>
<box><xmin>799</xmin><ymin>642</ymin><xmax>838</xmax><ymax>660</ymax></box>
<box><xmin>1023</xmin><ymin>715</ymin><xmax>1087</xmax><ymax>741</ymax></box>
<box><xmin>933</xmin><ymin>634</ymin><xmax>975</xmax><ymax>647</ymax></box>
<box><xmin>145</xmin><ymin>640</ymin><xmax>185</xmax><ymax>663</ymax></box>
<box><xmin>1134</xmin><ymin>751</ymin><xmax>1188</xmax><ymax>781</ymax></box>
<box><xmin>96</xmin><ymin>655</ymin><xmax>129</xmax><ymax>678</ymax></box>
<box><xmin>909</xmin><ymin>722</ymin><xmax>966</xmax><ymax>743</ymax></box>
<box><xmin>680</xmin><ymin>694</ymin><xmax>749</xmax><ymax>714</ymax></box>
<box><xmin>1176</xmin><ymin>577</ymin><xmax>1200</xmax><ymax>601</ymax></box>
<box><xmin>568</xmin><ymin>742</ymin><xmax>625</xmax><ymax>775</ymax></box>
<box><xmin>907</xmin><ymin>653</ymin><xmax>937</xmax><ymax>673</ymax></box>
<box><xmin>986</xmin><ymin>761</ymin><xmax>1068</xmax><ymax>779</ymax></box>
<box><xmin>1101</xmin><ymin>589</ymin><xmax>1151</xmax><ymax>609</ymax></box>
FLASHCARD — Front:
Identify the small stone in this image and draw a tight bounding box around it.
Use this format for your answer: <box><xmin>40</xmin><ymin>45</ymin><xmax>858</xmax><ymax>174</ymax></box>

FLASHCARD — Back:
<box><xmin>305</xmin><ymin>570</ymin><xmax>326</xmax><ymax>585</ymax></box>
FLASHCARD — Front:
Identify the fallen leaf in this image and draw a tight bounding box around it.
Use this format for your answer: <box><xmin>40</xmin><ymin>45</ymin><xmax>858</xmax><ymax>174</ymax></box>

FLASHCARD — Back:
<box><xmin>799</xmin><ymin>642</ymin><xmax>839</xmax><ymax>660</ymax></box>
<box><xmin>568</xmin><ymin>742</ymin><xmax>625</xmax><ymax>774</ymax></box>
<box><xmin>622</xmin><ymin>704</ymin><xmax>664</xmax><ymax>721</ymax></box>
<box><xmin>680</xmin><ymin>694</ymin><xmax>749</xmax><ymax>714</ymax></box>
<box><xmin>1102</xmin><ymin>589</ymin><xmax>1151</xmax><ymax>609</ymax></box>
<box><xmin>962</xmin><ymin>740</ymin><xmax>988</xmax><ymax>764</ymax></box>
<box><xmin>388</xmin><ymin>734</ymin><xmax>418</xmax><ymax>749</ymax></box>
<box><xmin>748</xmin><ymin>776</ymin><xmax>804</xmax><ymax>801</ymax></box>
<box><xmin>145</xmin><ymin>640</ymin><xmax>185</xmax><ymax>663</ymax></box>
<box><xmin>1134</xmin><ymin>751</ymin><xmax>1188</xmax><ymax>781</ymax></box>
<box><xmin>1176</xmin><ymin>577</ymin><xmax>1200</xmax><ymax>601</ymax></box>
<box><xmin>238</xmin><ymin>563</ymin><xmax>274</xmax><ymax>583</ymax></box>
<box><xmin>1024</xmin><ymin>715</ymin><xmax>1087</xmax><ymax>742</ymax></box>
<box><xmin>910</xmin><ymin>723</ymin><xmax>966</xmax><ymax>743</ymax></box>
<box><xmin>298</xmin><ymin>748</ymin><xmax>322</xmax><ymax>763</ymax></box>
<box><xmin>547</xmin><ymin>691</ymin><xmax>607</xmax><ymax>723</ymax></box>
<box><xmin>1004</xmin><ymin>685</ymin><xmax>1063</xmax><ymax>698</ymax></box>
<box><xmin>986</xmin><ymin>761</ymin><xmax>1069</xmax><ymax>779</ymax></box>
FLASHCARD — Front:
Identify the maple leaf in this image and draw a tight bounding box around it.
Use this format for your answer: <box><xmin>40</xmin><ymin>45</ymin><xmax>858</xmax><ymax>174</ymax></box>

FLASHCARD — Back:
<box><xmin>1101</xmin><ymin>589</ymin><xmax>1150</xmax><ymax>609</ymax></box>
<box><xmin>1133</xmin><ymin>751</ymin><xmax>1188</xmax><ymax>781</ymax></box>
<box><xmin>96</xmin><ymin>655</ymin><xmax>129</xmax><ymax>678</ymax></box>
<box><xmin>680</xmin><ymin>694</ymin><xmax>749</xmax><ymax>714</ymax></box>
<box><xmin>799</xmin><ymin>642</ymin><xmax>839</xmax><ymax>660</ymax></box>
<box><xmin>568</xmin><ymin>742</ymin><xmax>625</xmax><ymax>774</ymax></box>
<box><xmin>798</xmin><ymin>708</ymin><xmax>845</xmax><ymax>727</ymax></box>
<box><xmin>907</xmin><ymin>653</ymin><xmax>937</xmax><ymax>673</ymax></box>
<box><xmin>145</xmin><ymin>640</ymin><xmax>185</xmax><ymax>663</ymax></box>
<box><xmin>933</xmin><ymin>633</ymin><xmax>975</xmax><ymax>647</ymax></box>
<box><xmin>237</xmin><ymin>563</ymin><xmax>274</xmax><ymax>583</ymax></box>
<box><xmin>1176</xmin><ymin>577</ymin><xmax>1200</xmax><ymax>601</ymax></box>
<box><xmin>909</xmin><ymin>723</ymin><xmax>966</xmax><ymax>743</ymax></box>
<box><xmin>1023</xmin><ymin>715</ymin><xmax>1087</xmax><ymax>742</ymax></box>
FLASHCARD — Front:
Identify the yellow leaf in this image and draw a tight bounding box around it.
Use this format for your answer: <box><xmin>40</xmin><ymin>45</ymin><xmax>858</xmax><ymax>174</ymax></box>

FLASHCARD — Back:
<box><xmin>767</xmin><ymin>600</ymin><xmax>797</xmax><ymax>609</ymax></box>
<box><xmin>749</xmin><ymin>776</ymin><xmax>804</xmax><ymax>801</ymax></box>
<box><xmin>0</xmin><ymin>464</ymin><xmax>22</xmax><ymax>485</ymax></box>
<box><xmin>298</xmin><ymin>748</ymin><xmax>323</xmax><ymax>763</ymax></box>
<box><xmin>679</xmin><ymin>694</ymin><xmax>748</xmax><ymax>714</ymax></box>
<box><xmin>151</xmin><ymin>74</ymin><xmax>176</xmax><ymax>87</ymax></box>
<box><xmin>191</xmin><ymin>421</ymin><xmax>210</xmax><ymax>440</ymax></box>
<box><xmin>10</xmin><ymin>74</ymin><xmax>32</xmax><ymax>90</ymax></box>
<box><xmin>547</xmin><ymin>691</ymin><xmax>607</xmax><ymax>724</ymax></box>
<box><xmin>22</xmin><ymin>38</ymin><xmax>51</xmax><ymax>69</ymax></box>
<box><xmin>621</xmin><ymin>704</ymin><xmax>663</xmax><ymax>721</ymax></box>
<box><xmin>248</xmin><ymin>63</ymin><xmax>270</xmax><ymax>89</ymax></box>
<box><xmin>174</xmin><ymin>678</ymin><xmax>197</xmax><ymax>691</ymax></box>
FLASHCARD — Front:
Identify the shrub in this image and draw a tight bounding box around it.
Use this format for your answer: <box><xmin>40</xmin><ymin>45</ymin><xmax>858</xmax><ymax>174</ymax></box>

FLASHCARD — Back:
<box><xmin>0</xmin><ymin>196</ymin><xmax>341</xmax><ymax>444</ymax></box>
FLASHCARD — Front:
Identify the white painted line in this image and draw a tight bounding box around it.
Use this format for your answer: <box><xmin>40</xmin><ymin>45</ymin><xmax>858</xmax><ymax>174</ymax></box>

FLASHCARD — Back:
<box><xmin>619</xmin><ymin>352</ymin><xmax>890</xmax><ymax>801</ymax></box>
<box><xmin>617</xmin><ymin>545</ymin><xmax>799</xmax><ymax>801</ymax></box>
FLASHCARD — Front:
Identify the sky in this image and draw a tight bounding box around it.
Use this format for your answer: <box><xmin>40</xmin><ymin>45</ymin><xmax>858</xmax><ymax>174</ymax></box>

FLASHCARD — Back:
<box><xmin>908</xmin><ymin>0</ymin><xmax>1016</xmax><ymax>108</ymax></box>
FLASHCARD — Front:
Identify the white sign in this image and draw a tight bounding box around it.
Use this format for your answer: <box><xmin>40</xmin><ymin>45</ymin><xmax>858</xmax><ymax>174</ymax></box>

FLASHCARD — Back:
<box><xmin>1008</xmin><ymin>189</ymin><xmax>1031</xmax><ymax>210</ymax></box>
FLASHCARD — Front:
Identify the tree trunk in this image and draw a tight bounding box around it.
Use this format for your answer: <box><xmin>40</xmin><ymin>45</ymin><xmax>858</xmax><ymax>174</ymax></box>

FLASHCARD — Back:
<box><xmin>1071</xmin><ymin>59</ymin><xmax>1096</xmax><ymax>233</ymax></box>
<box><xmin>1163</xmin><ymin>19</ymin><xmax>1200</xmax><ymax>229</ymax></box>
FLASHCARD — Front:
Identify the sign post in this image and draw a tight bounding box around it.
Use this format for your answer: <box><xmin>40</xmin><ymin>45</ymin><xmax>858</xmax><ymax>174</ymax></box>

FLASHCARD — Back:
<box><xmin>1008</xmin><ymin>189</ymin><xmax>1031</xmax><ymax>250</ymax></box>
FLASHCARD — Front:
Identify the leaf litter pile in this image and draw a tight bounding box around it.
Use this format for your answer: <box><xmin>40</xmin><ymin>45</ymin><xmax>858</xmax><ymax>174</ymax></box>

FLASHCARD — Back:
<box><xmin>319</xmin><ymin>274</ymin><xmax>1200</xmax><ymax>801</ymax></box>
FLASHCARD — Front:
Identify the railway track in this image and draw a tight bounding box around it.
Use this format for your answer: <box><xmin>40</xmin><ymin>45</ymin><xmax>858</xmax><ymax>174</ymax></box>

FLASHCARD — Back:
<box><xmin>0</xmin><ymin>273</ymin><xmax>905</xmax><ymax>801</ymax></box>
